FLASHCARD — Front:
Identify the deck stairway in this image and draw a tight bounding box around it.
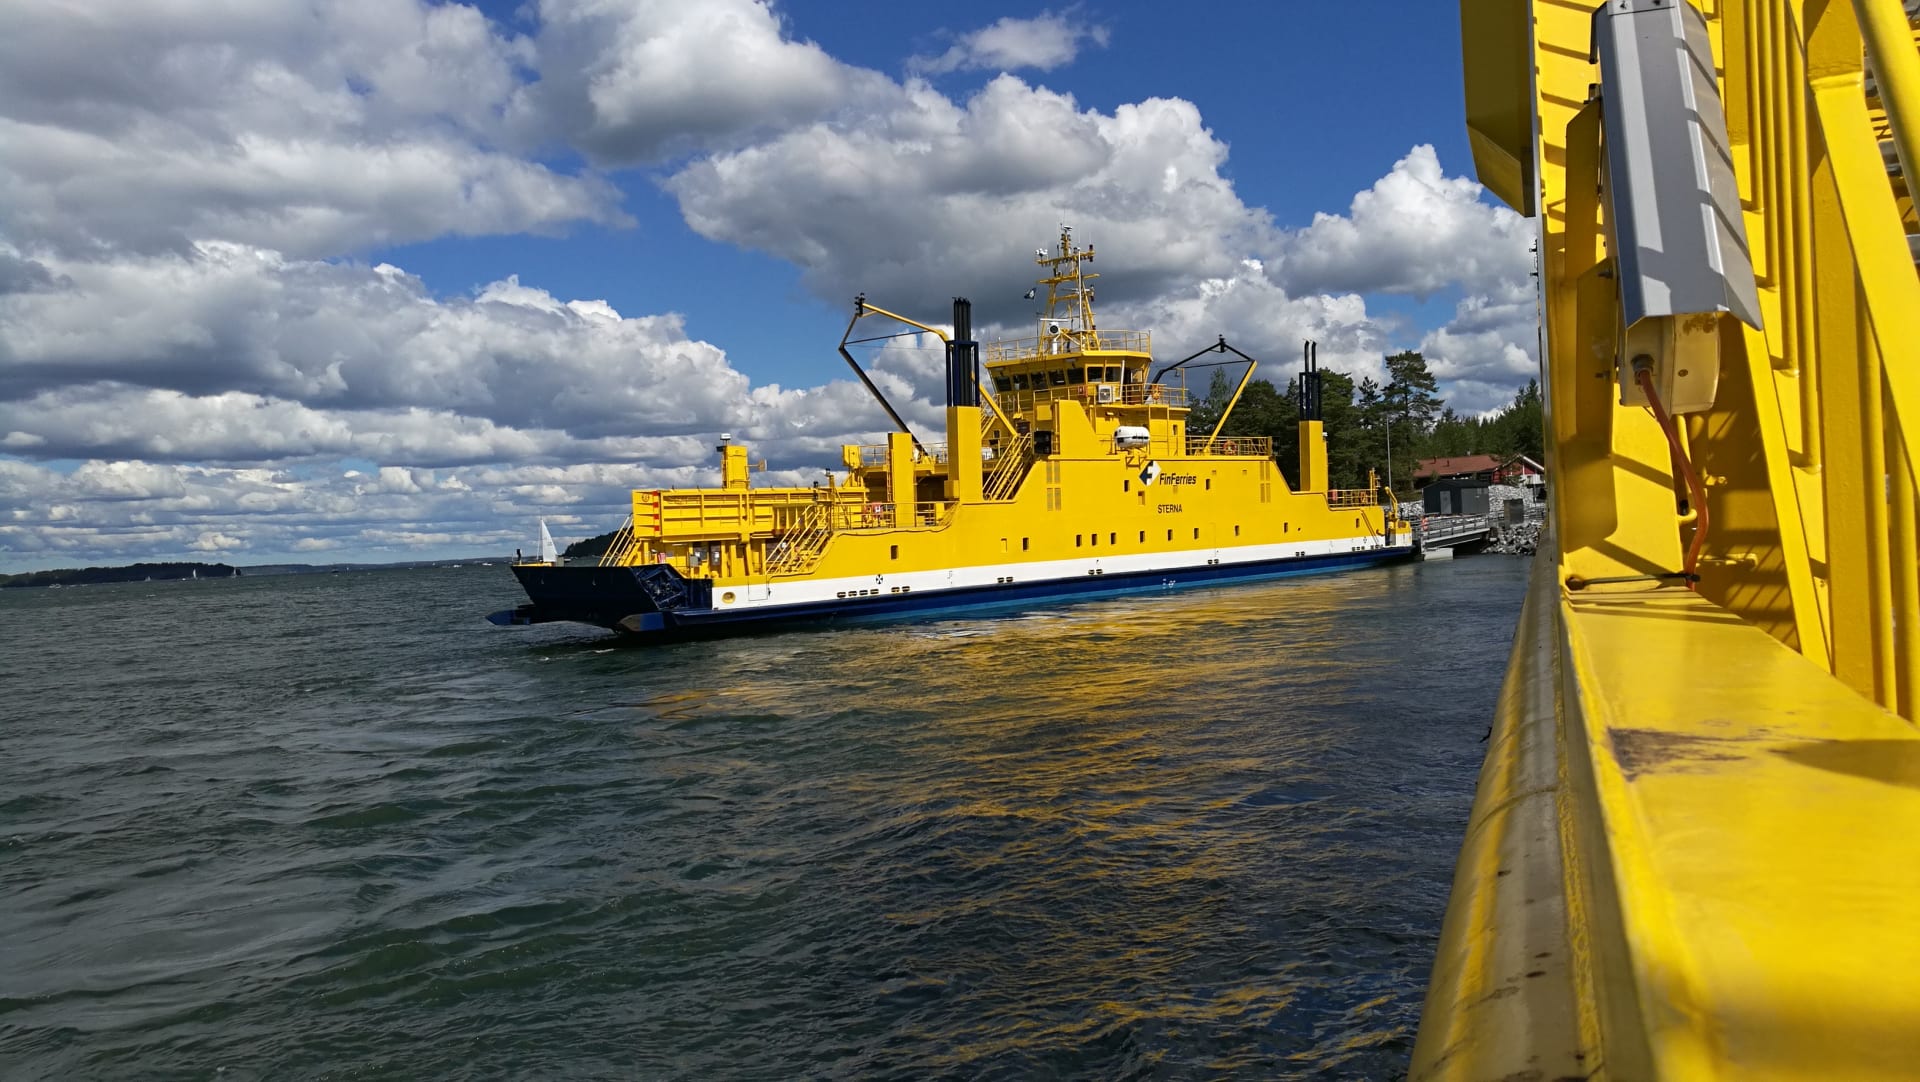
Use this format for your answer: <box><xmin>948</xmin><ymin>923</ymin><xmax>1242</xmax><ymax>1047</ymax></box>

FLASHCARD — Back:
<box><xmin>982</xmin><ymin>431</ymin><xmax>1033</xmax><ymax>501</ymax></box>
<box><xmin>765</xmin><ymin>500</ymin><xmax>832</xmax><ymax>577</ymax></box>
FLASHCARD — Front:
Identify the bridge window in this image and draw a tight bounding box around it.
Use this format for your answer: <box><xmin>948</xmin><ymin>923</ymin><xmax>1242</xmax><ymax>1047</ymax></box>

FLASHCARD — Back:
<box><xmin>1049</xmin><ymin>370</ymin><xmax>1067</xmax><ymax>386</ymax></box>
<box><xmin>1068</xmin><ymin>366</ymin><xmax>1083</xmax><ymax>383</ymax></box>
<box><xmin>1013</xmin><ymin>372</ymin><xmax>1030</xmax><ymax>391</ymax></box>
<box><xmin>993</xmin><ymin>376</ymin><xmax>1012</xmax><ymax>393</ymax></box>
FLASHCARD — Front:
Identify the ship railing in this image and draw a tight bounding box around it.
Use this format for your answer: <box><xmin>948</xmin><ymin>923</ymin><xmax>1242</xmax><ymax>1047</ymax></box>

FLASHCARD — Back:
<box><xmin>633</xmin><ymin>487</ymin><xmax>832</xmax><ymax>543</ymax></box>
<box><xmin>854</xmin><ymin>442</ymin><xmax>952</xmax><ymax>467</ymax></box>
<box><xmin>1324</xmin><ymin>488</ymin><xmax>1381</xmax><ymax>509</ymax></box>
<box><xmin>1185</xmin><ymin>435</ymin><xmax>1272</xmax><ymax>457</ymax></box>
<box><xmin>766</xmin><ymin>500</ymin><xmax>834</xmax><ymax>576</ymax></box>
<box><xmin>984</xmin><ymin>329</ymin><xmax>1151</xmax><ymax>362</ymax></box>
<box><xmin>824</xmin><ymin>501</ymin><xmax>957</xmax><ymax>530</ymax></box>
<box><xmin>983</xmin><ymin>432</ymin><xmax>1034</xmax><ymax>501</ymax></box>
<box><xmin>989</xmin><ymin>382</ymin><xmax>1190</xmax><ymax>415</ymax></box>
<box><xmin>598</xmin><ymin>516</ymin><xmax>644</xmax><ymax>566</ymax></box>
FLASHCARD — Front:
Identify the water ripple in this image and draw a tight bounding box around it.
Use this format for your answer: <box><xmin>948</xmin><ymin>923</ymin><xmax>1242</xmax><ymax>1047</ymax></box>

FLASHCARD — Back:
<box><xmin>0</xmin><ymin>559</ymin><xmax>1526</xmax><ymax>1079</ymax></box>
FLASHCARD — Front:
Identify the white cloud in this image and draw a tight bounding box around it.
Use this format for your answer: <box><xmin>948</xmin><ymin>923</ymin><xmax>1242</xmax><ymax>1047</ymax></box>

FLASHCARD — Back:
<box><xmin>509</xmin><ymin>0</ymin><xmax>867</xmax><ymax>165</ymax></box>
<box><xmin>668</xmin><ymin>75</ymin><xmax>1271</xmax><ymax>324</ymax></box>
<box><xmin>912</xmin><ymin>12</ymin><xmax>1111</xmax><ymax>75</ymax></box>
<box><xmin>1272</xmin><ymin>145</ymin><xmax>1531</xmax><ymax>299</ymax></box>
<box><xmin>1418</xmin><ymin>284</ymin><xmax>1541</xmax><ymax>413</ymax></box>
<box><xmin>0</xmin><ymin>2</ymin><xmax>1541</xmax><ymax>569</ymax></box>
<box><xmin>0</xmin><ymin>245</ymin><xmax>838</xmax><ymax>440</ymax></box>
<box><xmin>0</xmin><ymin>0</ymin><xmax>626</xmax><ymax>260</ymax></box>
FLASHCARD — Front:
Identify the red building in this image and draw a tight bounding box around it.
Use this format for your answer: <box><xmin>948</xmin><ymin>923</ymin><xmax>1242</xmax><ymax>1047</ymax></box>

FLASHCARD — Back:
<box><xmin>1413</xmin><ymin>454</ymin><xmax>1545</xmax><ymax>488</ymax></box>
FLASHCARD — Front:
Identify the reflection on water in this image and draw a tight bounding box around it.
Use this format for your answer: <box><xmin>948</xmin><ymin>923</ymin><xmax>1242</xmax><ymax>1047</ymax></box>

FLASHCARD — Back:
<box><xmin>0</xmin><ymin>559</ymin><xmax>1527</xmax><ymax>1079</ymax></box>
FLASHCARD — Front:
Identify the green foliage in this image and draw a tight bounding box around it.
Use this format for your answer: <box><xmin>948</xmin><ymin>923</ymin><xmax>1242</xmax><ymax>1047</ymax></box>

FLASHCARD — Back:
<box><xmin>562</xmin><ymin>531</ymin><xmax>619</xmax><ymax>559</ymax></box>
<box><xmin>1194</xmin><ymin>350</ymin><xmax>1542</xmax><ymax>494</ymax></box>
<box><xmin>0</xmin><ymin>562</ymin><xmax>239</xmax><ymax>588</ymax></box>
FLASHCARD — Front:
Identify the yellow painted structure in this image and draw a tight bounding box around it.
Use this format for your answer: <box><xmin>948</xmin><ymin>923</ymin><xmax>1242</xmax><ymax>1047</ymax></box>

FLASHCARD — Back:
<box><xmin>592</xmin><ymin>231</ymin><xmax>1409</xmax><ymax>603</ymax></box>
<box><xmin>1415</xmin><ymin>2</ymin><xmax>1920</xmax><ymax>1077</ymax></box>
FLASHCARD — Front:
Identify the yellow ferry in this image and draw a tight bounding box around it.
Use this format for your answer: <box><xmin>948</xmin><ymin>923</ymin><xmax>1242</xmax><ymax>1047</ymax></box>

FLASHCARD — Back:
<box><xmin>492</xmin><ymin>230</ymin><xmax>1413</xmax><ymax>637</ymax></box>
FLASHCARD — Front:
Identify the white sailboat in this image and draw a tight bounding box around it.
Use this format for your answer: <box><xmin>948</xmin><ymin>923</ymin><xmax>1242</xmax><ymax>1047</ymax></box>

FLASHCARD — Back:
<box><xmin>539</xmin><ymin>518</ymin><xmax>559</xmax><ymax>565</ymax></box>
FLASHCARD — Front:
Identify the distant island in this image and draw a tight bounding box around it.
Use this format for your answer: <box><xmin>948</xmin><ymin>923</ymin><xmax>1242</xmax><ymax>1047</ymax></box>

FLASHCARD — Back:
<box><xmin>2</xmin><ymin>556</ymin><xmax>534</xmax><ymax>589</ymax></box>
<box><xmin>1</xmin><ymin>561</ymin><xmax>241</xmax><ymax>589</ymax></box>
<box><xmin>563</xmin><ymin>531</ymin><xmax>619</xmax><ymax>559</ymax></box>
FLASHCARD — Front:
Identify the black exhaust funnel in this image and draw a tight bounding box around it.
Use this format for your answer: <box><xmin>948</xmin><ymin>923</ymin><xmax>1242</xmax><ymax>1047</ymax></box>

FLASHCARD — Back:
<box><xmin>947</xmin><ymin>298</ymin><xmax>979</xmax><ymax>408</ymax></box>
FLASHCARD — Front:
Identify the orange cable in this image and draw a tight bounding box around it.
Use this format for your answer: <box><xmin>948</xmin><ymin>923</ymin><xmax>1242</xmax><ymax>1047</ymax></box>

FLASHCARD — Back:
<box><xmin>1634</xmin><ymin>366</ymin><xmax>1709</xmax><ymax>590</ymax></box>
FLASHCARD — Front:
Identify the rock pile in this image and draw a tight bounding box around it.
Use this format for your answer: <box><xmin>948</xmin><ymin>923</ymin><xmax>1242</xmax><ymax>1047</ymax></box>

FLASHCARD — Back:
<box><xmin>1486</xmin><ymin>519</ymin><xmax>1541</xmax><ymax>556</ymax></box>
<box><xmin>1395</xmin><ymin>483</ymin><xmax>1547</xmax><ymax>556</ymax></box>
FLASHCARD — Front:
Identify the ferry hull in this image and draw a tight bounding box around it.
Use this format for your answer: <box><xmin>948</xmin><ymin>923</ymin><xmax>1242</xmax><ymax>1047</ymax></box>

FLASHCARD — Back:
<box><xmin>491</xmin><ymin>544</ymin><xmax>1414</xmax><ymax>640</ymax></box>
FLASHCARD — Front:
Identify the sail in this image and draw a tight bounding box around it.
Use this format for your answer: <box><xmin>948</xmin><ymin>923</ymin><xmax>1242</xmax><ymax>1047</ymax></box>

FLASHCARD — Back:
<box><xmin>539</xmin><ymin>519</ymin><xmax>559</xmax><ymax>564</ymax></box>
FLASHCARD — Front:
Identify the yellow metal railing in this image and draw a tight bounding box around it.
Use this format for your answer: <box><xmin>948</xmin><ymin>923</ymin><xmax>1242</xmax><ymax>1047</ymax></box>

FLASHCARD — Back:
<box><xmin>1323</xmin><ymin>488</ymin><xmax>1377</xmax><ymax>510</ymax></box>
<box><xmin>988</xmin><ymin>381</ymin><xmax>1191</xmax><ymax>415</ymax></box>
<box><xmin>766</xmin><ymin>500</ymin><xmax>832</xmax><ymax>576</ymax></box>
<box><xmin>597</xmin><ymin>517</ymin><xmax>644</xmax><ymax>567</ymax></box>
<box><xmin>983</xmin><ymin>433</ymin><xmax>1033</xmax><ymax>501</ymax></box>
<box><xmin>1416</xmin><ymin>2</ymin><xmax>1920</xmax><ymax>1076</ymax></box>
<box><xmin>1182</xmin><ymin>435</ymin><xmax>1270</xmax><ymax>457</ymax></box>
<box><xmin>983</xmin><ymin>328</ymin><xmax>1150</xmax><ymax>362</ymax></box>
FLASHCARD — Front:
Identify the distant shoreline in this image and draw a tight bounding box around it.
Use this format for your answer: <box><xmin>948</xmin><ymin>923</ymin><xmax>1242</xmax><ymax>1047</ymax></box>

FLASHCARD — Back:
<box><xmin>1</xmin><ymin>557</ymin><xmax>513</xmax><ymax>588</ymax></box>
<box><xmin>0</xmin><ymin>562</ymin><xmax>241</xmax><ymax>589</ymax></box>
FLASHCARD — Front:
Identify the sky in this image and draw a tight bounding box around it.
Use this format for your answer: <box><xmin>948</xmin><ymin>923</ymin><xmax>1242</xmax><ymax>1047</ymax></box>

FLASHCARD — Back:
<box><xmin>0</xmin><ymin>0</ymin><xmax>1539</xmax><ymax>571</ymax></box>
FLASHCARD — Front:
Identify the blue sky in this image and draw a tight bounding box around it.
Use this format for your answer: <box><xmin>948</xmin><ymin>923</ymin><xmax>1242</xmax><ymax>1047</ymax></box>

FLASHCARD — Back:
<box><xmin>373</xmin><ymin>1</ymin><xmax>1480</xmax><ymax>386</ymax></box>
<box><xmin>0</xmin><ymin>1</ymin><xmax>1535</xmax><ymax>570</ymax></box>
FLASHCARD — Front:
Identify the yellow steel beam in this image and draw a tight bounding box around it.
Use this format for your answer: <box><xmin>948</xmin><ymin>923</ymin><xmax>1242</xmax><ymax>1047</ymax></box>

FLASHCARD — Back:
<box><xmin>853</xmin><ymin>301</ymin><xmax>1020</xmax><ymax>440</ymax></box>
<box><xmin>1425</xmin><ymin>0</ymin><xmax>1920</xmax><ymax>1073</ymax></box>
<box><xmin>1418</xmin><ymin>534</ymin><xmax>1920</xmax><ymax>1078</ymax></box>
<box><xmin>1813</xmin><ymin>2</ymin><xmax>1920</xmax><ymax>503</ymax></box>
<box><xmin>1201</xmin><ymin>356</ymin><xmax>1257</xmax><ymax>453</ymax></box>
<box><xmin>1410</xmin><ymin>546</ymin><xmax>1591</xmax><ymax>1079</ymax></box>
<box><xmin>1459</xmin><ymin>0</ymin><xmax>1535</xmax><ymax>215</ymax></box>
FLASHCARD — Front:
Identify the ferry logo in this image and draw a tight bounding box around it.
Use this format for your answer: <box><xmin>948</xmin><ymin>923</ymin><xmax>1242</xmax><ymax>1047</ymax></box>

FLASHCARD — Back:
<box><xmin>1139</xmin><ymin>460</ymin><xmax>1161</xmax><ymax>486</ymax></box>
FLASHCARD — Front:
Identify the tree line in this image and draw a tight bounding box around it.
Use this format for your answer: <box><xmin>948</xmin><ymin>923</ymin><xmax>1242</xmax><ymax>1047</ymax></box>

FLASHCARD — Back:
<box><xmin>1187</xmin><ymin>350</ymin><xmax>1543</xmax><ymax>493</ymax></box>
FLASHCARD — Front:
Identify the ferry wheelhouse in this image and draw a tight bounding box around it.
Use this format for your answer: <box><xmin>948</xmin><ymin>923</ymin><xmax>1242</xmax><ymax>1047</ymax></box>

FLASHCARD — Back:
<box><xmin>493</xmin><ymin>231</ymin><xmax>1413</xmax><ymax>636</ymax></box>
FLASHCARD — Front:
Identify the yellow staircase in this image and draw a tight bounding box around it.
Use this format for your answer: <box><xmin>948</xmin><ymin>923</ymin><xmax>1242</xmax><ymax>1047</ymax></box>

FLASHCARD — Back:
<box><xmin>982</xmin><ymin>431</ymin><xmax>1033</xmax><ymax>501</ymax></box>
<box><xmin>765</xmin><ymin>500</ymin><xmax>833</xmax><ymax>577</ymax></box>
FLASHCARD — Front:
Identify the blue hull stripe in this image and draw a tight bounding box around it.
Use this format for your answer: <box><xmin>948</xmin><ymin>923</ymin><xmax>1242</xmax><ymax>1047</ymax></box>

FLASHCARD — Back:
<box><xmin>501</xmin><ymin>546</ymin><xmax>1411</xmax><ymax>637</ymax></box>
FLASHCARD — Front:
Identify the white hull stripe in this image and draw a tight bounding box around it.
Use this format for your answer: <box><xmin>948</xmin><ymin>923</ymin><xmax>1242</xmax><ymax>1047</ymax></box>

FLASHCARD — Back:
<box><xmin>720</xmin><ymin>533</ymin><xmax>1409</xmax><ymax>611</ymax></box>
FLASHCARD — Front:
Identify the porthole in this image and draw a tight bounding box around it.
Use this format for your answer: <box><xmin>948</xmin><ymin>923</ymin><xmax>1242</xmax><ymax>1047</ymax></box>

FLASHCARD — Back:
<box><xmin>722</xmin><ymin>591</ymin><xmax>736</xmax><ymax>603</ymax></box>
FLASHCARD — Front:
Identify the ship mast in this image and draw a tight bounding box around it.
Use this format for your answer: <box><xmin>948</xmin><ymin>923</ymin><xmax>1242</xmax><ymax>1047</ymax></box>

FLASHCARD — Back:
<box><xmin>1035</xmin><ymin>227</ymin><xmax>1097</xmax><ymax>351</ymax></box>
